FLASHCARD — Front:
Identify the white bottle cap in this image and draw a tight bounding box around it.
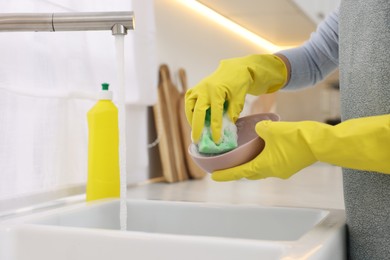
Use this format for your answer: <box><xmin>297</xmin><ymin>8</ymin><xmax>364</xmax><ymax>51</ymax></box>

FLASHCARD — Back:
<box><xmin>99</xmin><ymin>83</ymin><xmax>113</xmax><ymax>100</ymax></box>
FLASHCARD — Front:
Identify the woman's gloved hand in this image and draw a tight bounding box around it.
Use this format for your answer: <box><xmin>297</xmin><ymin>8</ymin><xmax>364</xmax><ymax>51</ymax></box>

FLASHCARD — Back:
<box><xmin>212</xmin><ymin>114</ymin><xmax>390</xmax><ymax>181</ymax></box>
<box><xmin>185</xmin><ymin>54</ymin><xmax>288</xmax><ymax>143</ymax></box>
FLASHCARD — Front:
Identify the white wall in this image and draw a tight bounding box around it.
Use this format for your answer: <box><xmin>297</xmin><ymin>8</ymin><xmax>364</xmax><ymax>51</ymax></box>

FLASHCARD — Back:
<box><xmin>293</xmin><ymin>0</ymin><xmax>341</xmax><ymax>24</ymax></box>
<box><xmin>0</xmin><ymin>0</ymin><xmax>156</xmax><ymax>209</ymax></box>
<box><xmin>154</xmin><ymin>0</ymin><xmax>270</xmax><ymax>89</ymax></box>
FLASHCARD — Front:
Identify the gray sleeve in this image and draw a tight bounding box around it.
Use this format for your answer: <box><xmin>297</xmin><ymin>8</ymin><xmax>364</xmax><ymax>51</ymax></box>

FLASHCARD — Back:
<box><xmin>277</xmin><ymin>8</ymin><xmax>339</xmax><ymax>90</ymax></box>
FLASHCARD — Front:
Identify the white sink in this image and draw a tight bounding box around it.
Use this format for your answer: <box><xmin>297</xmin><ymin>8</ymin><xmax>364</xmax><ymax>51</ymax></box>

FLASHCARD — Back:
<box><xmin>0</xmin><ymin>199</ymin><xmax>346</xmax><ymax>260</ymax></box>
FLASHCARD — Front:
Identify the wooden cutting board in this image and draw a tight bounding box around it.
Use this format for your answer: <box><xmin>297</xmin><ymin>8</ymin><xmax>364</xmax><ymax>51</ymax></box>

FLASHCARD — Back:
<box><xmin>177</xmin><ymin>68</ymin><xmax>206</xmax><ymax>179</ymax></box>
<box><xmin>153</xmin><ymin>64</ymin><xmax>189</xmax><ymax>182</ymax></box>
<box><xmin>152</xmin><ymin>67</ymin><xmax>178</xmax><ymax>183</ymax></box>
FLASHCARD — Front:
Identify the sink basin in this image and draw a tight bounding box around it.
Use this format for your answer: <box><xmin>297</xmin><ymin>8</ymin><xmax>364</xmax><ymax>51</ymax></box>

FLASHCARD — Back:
<box><xmin>0</xmin><ymin>199</ymin><xmax>346</xmax><ymax>260</ymax></box>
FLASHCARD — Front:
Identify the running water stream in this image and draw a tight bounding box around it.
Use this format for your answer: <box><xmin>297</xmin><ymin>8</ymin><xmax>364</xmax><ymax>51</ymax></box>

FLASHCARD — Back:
<box><xmin>115</xmin><ymin>35</ymin><xmax>127</xmax><ymax>231</ymax></box>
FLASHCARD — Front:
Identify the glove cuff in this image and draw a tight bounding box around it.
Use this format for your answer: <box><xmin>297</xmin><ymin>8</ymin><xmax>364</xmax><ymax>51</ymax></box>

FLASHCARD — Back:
<box><xmin>311</xmin><ymin>115</ymin><xmax>390</xmax><ymax>174</ymax></box>
<box><xmin>247</xmin><ymin>54</ymin><xmax>289</xmax><ymax>95</ymax></box>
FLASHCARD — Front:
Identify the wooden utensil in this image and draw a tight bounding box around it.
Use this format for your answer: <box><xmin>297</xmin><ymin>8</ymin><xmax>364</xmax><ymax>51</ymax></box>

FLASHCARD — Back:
<box><xmin>177</xmin><ymin>68</ymin><xmax>206</xmax><ymax>179</ymax></box>
<box><xmin>160</xmin><ymin>64</ymin><xmax>189</xmax><ymax>182</ymax></box>
<box><xmin>152</xmin><ymin>66</ymin><xmax>178</xmax><ymax>183</ymax></box>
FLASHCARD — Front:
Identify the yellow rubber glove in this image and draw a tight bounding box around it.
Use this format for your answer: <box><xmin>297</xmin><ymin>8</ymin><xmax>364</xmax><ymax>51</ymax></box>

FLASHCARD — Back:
<box><xmin>185</xmin><ymin>54</ymin><xmax>287</xmax><ymax>143</ymax></box>
<box><xmin>212</xmin><ymin>114</ymin><xmax>390</xmax><ymax>181</ymax></box>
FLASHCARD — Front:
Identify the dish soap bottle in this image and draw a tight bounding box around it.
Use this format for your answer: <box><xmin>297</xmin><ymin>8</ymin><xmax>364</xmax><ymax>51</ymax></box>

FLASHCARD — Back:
<box><xmin>86</xmin><ymin>83</ymin><xmax>120</xmax><ymax>201</ymax></box>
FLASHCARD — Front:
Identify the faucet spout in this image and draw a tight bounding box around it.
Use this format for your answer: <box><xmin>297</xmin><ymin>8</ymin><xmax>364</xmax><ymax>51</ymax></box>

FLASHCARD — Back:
<box><xmin>111</xmin><ymin>24</ymin><xmax>128</xmax><ymax>36</ymax></box>
<box><xmin>0</xmin><ymin>11</ymin><xmax>134</xmax><ymax>33</ymax></box>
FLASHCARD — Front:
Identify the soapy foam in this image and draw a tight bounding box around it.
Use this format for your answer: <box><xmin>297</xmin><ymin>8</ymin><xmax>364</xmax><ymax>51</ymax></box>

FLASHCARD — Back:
<box><xmin>197</xmin><ymin>113</ymin><xmax>238</xmax><ymax>155</ymax></box>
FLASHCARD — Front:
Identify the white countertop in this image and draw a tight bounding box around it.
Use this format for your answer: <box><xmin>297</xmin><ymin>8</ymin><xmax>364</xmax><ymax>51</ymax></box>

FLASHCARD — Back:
<box><xmin>0</xmin><ymin>163</ymin><xmax>344</xmax><ymax>221</ymax></box>
<box><xmin>128</xmin><ymin>163</ymin><xmax>345</xmax><ymax>210</ymax></box>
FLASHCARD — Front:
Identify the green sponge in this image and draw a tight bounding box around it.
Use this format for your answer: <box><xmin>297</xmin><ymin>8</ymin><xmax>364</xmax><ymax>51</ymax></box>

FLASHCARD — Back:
<box><xmin>197</xmin><ymin>106</ymin><xmax>238</xmax><ymax>155</ymax></box>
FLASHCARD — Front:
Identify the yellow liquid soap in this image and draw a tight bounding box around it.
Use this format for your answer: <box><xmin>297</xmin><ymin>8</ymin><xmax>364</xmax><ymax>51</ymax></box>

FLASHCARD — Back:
<box><xmin>86</xmin><ymin>83</ymin><xmax>120</xmax><ymax>201</ymax></box>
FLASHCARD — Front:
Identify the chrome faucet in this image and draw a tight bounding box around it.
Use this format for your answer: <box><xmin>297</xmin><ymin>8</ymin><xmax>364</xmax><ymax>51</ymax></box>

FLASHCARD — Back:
<box><xmin>0</xmin><ymin>11</ymin><xmax>134</xmax><ymax>35</ymax></box>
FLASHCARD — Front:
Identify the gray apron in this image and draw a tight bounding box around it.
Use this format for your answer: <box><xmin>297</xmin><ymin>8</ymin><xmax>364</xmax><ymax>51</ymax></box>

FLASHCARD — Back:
<box><xmin>339</xmin><ymin>0</ymin><xmax>390</xmax><ymax>259</ymax></box>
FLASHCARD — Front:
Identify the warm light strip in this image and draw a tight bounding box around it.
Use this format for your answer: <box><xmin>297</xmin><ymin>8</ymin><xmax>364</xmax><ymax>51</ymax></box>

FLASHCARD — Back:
<box><xmin>176</xmin><ymin>0</ymin><xmax>294</xmax><ymax>53</ymax></box>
